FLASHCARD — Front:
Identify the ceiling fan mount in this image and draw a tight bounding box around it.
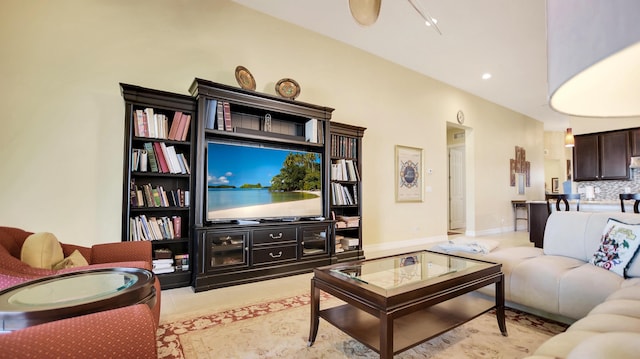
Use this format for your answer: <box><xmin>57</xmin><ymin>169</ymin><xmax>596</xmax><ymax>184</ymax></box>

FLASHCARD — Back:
<box><xmin>348</xmin><ymin>0</ymin><xmax>442</xmax><ymax>35</ymax></box>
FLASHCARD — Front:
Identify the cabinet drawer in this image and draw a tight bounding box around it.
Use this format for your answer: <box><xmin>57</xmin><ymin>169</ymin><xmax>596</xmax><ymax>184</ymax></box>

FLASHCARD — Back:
<box><xmin>253</xmin><ymin>245</ymin><xmax>297</xmax><ymax>264</ymax></box>
<box><xmin>253</xmin><ymin>227</ymin><xmax>297</xmax><ymax>245</ymax></box>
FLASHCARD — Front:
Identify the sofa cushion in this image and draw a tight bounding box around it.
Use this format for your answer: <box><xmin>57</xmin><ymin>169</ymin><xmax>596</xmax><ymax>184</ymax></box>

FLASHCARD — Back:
<box><xmin>543</xmin><ymin>212</ymin><xmax>593</xmax><ymax>260</ymax></box>
<box><xmin>558</xmin><ymin>263</ymin><xmax>624</xmax><ymax>319</ymax></box>
<box><xmin>566</xmin><ymin>332</ymin><xmax>640</xmax><ymax>359</ymax></box>
<box><xmin>509</xmin><ymin>255</ymin><xmax>584</xmax><ymax>316</ymax></box>
<box><xmin>20</xmin><ymin>232</ymin><xmax>64</xmax><ymax>269</ymax></box>
<box><xmin>568</xmin><ymin>313</ymin><xmax>640</xmax><ymax>333</ymax></box>
<box><xmin>589</xmin><ymin>299</ymin><xmax>640</xmax><ymax>319</ymax></box>
<box><xmin>533</xmin><ymin>330</ymin><xmax>598</xmax><ymax>358</ymax></box>
<box><xmin>589</xmin><ymin>218</ymin><xmax>640</xmax><ymax>277</ymax></box>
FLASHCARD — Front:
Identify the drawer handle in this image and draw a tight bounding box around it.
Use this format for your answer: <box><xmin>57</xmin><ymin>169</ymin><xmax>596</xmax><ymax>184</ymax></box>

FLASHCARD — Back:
<box><xmin>269</xmin><ymin>251</ymin><xmax>283</xmax><ymax>258</ymax></box>
<box><xmin>269</xmin><ymin>233</ymin><xmax>283</xmax><ymax>239</ymax></box>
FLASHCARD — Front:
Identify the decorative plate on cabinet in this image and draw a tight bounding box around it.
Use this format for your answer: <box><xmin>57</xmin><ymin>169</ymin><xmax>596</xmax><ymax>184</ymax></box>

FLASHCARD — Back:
<box><xmin>234</xmin><ymin>66</ymin><xmax>256</xmax><ymax>91</ymax></box>
<box><xmin>275</xmin><ymin>78</ymin><xmax>301</xmax><ymax>100</ymax></box>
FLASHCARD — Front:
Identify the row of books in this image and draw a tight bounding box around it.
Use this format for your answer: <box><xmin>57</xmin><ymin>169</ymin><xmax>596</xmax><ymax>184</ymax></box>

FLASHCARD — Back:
<box><xmin>132</xmin><ymin>142</ymin><xmax>190</xmax><ymax>175</ymax></box>
<box><xmin>130</xmin><ymin>214</ymin><xmax>182</xmax><ymax>241</ymax></box>
<box><xmin>130</xmin><ymin>182</ymin><xmax>189</xmax><ymax>208</ymax></box>
<box><xmin>331</xmin><ymin>183</ymin><xmax>358</xmax><ymax>206</ymax></box>
<box><xmin>152</xmin><ymin>254</ymin><xmax>189</xmax><ymax>274</ymax></box>
<box><xmin>134</xmin><ymin>108</ymin><xmax>191</xmax><ymax>141</ymax></box>
<box><xmin>331</xmin><ymin>159</ymin><xmax>360</xmax><ymax>181</ymax></box>
<box><xmin>331</xmin><ymin>134</ymin><xmax>358</xmax><ymax>158</ymax></box>
<box><xmin>204</xmin><ymin>99</ymin><xmax>232</xmax><ymax>131</ymax></box>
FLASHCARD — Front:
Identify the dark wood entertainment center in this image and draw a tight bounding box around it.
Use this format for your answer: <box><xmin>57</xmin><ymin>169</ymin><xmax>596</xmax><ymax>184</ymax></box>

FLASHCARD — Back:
<box><xmin>121</xmin><ymin>79</ymin><xmax>365</xmax><ymax>291</ymax></box>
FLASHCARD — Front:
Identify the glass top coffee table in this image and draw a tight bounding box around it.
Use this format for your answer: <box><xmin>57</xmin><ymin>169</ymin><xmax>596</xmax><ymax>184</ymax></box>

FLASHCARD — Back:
<box><xmin>0</xmin><ymin>267</ymin><xmax>156</xmax><ymax>331</ymax></box>
<box><xmin>308</xmin><ymin>250</ymin><xmax>506</xmax><ymax>358</ymax></box>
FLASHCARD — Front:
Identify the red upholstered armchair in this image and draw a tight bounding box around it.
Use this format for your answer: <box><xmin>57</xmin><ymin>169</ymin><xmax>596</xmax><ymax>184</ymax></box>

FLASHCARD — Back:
<box><xmin>0</xmin><ymin>304</ymin><xmax>157</xmax><ymax>359</ymax></box>
<box><xmin>0</xmin><ymin>226</ymin><xmax>161</xmax><ymax>326</ymax></box>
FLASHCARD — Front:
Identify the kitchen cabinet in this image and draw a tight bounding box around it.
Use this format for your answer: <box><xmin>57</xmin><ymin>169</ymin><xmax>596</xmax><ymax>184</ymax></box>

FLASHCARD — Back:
<box><xmin>573</xmin><ymin>130</ymin><xmax>630</xmax><ymax>181</ymax></box>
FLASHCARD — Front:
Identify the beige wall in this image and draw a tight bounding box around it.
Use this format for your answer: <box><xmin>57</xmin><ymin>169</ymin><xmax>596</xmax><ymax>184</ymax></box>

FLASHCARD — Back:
<box><xmin>0</xmin><ymin>0</ymin><xmax>544</xmax><ymax>247</ymax></box>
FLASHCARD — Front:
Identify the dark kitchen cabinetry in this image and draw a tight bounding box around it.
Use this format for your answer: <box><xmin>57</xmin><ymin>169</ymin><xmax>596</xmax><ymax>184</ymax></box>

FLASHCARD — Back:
<box><xmin>573</xmin><ymin>130</ymin><xmax>630</xmax><ymax>181</ymax></box>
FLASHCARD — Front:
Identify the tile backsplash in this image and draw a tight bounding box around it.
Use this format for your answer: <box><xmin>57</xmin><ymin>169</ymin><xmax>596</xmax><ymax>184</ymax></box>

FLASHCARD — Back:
<box><xmin>572</xmin><ymin>169</ymin><xmax>640</xmax><ymax>201</ymax></box>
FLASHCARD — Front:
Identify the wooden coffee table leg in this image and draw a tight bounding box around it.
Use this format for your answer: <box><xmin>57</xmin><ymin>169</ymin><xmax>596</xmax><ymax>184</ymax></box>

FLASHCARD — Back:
<box><xmin>307</xmin><ymin>278</ymin><xmax>320</xmax><ymax>346</ymax></box>
<box><xmin>496</xmin><ymin>273</ymin><xmax>508</xmax><ymax>336</ymax></box>
<box><xmin>379</xmin><ymin>312</ymin><xmax>394</xmax><ymax>359</ymax></box>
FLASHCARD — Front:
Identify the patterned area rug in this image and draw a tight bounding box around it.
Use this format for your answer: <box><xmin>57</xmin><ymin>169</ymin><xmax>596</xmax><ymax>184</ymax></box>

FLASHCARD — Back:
<box><xmin>157</xmin><ymin>293</ymin><xmax>567</xmax><ymax>359</ymax></box>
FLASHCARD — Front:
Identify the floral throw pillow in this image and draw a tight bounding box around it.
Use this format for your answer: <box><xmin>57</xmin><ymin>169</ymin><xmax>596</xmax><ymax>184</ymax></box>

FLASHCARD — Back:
<box><xmin>590</xmin><ymin>218</ymin><xmax>640</xmax><ymax>277</ymax></box>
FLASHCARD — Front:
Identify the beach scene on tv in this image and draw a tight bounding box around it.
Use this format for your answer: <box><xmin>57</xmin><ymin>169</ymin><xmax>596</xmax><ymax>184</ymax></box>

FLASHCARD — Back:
<box><xmin>207</xmin><ymin>142</ymin><xmax>323</xmax><ymax>221</ymax></box>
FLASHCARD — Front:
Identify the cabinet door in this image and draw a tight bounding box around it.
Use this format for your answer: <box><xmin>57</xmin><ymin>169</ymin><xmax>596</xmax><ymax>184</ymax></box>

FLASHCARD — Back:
<box><xmin>206</xmin><ymin>231</ymin><xmax>249</xmax><ymax>270</ymax></box>
<box><xmin>300</xmin><ymin>225</ymin><xmax>330</xmax><ymax>257</ymax></box>
<box><xmin>631</xmin><ymin>129</ymin><xmax>640</xmax><ymax>156</ymax></box>
<box><xmin>599</xmin><ymin>131</ymin><xmax>630</xmax><ymax>180</ymax></box>
<box><xmin>573</xmin><ymin>134</ymin><xmax>599</xmax><ymax>181</ymax></box>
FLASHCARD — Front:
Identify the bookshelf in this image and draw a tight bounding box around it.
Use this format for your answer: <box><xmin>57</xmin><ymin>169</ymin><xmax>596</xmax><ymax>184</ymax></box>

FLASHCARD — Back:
<box><xmin>120</xmin><ymin>83</ymin><xmax>196</xmax><ymax>289</ymax></box>
<box><xmin>329</xmin><ymin>122</ymin><xmax>366</xmax><ymax>262</ymax></box>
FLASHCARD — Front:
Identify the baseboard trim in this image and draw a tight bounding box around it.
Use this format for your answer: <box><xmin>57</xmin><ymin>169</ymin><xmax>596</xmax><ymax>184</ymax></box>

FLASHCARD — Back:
<box><xmin>363</xmin><ymin>235</ymin><xmax>447</xmax><ymax>259</ymax></box>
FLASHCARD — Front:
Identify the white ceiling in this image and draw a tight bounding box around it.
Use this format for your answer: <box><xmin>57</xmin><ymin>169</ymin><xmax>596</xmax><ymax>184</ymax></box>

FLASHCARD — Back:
<box><xmin>232</xmin><ymin>0</ymin><xmax>570</xmax><ymax>131</ymax></box>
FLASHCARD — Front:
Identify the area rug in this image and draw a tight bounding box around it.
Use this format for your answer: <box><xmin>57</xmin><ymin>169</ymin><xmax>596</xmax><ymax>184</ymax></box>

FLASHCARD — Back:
<box><xmin>157</xmin><ymin>293</ymin><xmax>567</xmax><ymax>359</ymax></box>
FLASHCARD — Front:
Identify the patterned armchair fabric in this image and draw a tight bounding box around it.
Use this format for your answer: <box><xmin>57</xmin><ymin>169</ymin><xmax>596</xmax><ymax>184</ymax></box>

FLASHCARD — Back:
<box><xmin>0</xmin><ymin>304</ymin><xmax>157</xmax><ymax>359</ymax></box>
<box><xmin>0</xmin><ymin>226</ymin><xmax>161</xmax><ymax>326</ymax></box>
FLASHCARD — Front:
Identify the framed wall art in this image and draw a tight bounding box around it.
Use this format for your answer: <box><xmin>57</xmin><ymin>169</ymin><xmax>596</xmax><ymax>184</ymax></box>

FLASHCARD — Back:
<box><xmin>395</xmin><ymin>145</ymin><xmax>423</xmax><ymax>202</ymax></box>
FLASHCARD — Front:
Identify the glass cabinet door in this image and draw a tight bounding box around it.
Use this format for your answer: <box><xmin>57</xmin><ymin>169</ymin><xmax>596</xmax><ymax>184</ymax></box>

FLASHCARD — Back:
<box><xmin>301</xmin><ymin>226</ymin><xmax>329</xmax><ymax>257</ymax></box>
<box><xmin>207</xmin><ymin>232</ymin><xmax>248</xmax><ymax>269</ymax></box>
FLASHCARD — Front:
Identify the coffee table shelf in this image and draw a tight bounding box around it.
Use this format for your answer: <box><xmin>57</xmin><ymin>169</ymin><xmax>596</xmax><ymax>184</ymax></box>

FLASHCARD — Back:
<box><xmin>319</xmin><ymin>293</ymin><xmax>495</xmax><ymax>354</ymax></box>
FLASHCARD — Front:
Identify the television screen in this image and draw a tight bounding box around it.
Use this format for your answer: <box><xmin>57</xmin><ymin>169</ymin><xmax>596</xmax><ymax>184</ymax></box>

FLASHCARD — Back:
<box><xmin>206</xmin><ymin>141</ymin><xmax>323</xmax><ymax>222</ymax></box>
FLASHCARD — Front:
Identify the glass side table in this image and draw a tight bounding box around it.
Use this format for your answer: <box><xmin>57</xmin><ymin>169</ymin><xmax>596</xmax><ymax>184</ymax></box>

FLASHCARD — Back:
<box><xmin>0</xmin><ymin>267</ymin><xmax>155</xmax><ymax>331</ymax></box>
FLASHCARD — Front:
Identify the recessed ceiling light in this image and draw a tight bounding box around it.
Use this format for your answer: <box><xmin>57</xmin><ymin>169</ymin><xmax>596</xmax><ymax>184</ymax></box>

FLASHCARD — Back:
<box><xmin>482</xmin><ymin>73</ymin><xmax>492</xmax><ymax>80</ymax></box>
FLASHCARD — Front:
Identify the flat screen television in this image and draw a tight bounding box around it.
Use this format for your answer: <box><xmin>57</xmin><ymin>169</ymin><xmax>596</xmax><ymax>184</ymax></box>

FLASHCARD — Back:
<box><xmin>206</xmin><ymin>140</ymin><xmax>323</xmax><ymax>222</ymax></box>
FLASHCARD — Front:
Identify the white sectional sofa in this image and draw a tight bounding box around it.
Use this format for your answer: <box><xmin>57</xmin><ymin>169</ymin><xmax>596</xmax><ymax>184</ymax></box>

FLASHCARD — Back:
<box><xmin>479</xmin><ymin>211</ymin><xmax>640</xmax><ymax>358</ymax></box>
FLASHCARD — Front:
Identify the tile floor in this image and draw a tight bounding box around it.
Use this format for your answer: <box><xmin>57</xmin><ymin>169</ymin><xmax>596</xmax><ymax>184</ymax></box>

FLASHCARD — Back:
<box><xmin>159</xmin><ymin>231</ymin><xmax>532</xmax><ymax>323</ymax></box>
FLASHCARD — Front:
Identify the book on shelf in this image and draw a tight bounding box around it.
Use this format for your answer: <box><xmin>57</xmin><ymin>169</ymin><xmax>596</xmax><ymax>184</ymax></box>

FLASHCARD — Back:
<box><xmin>172</xmin><ymin>215</ymin><xmax>182</xmax><ymax>238</ymax></box>
<box><xmin>143</xmin><ymin>143</ymin><xmax>159</xmax><ymax>172</ymax></box>
<box><xmin>305</xmin><ymin>119</ymin><xmax>318</xmax><ymax>143</ymax></box>
<box><xmin>153</xmin><ymin>142</ymin><xmax>170</xmax><ymax>173</ymax></box>
<box><xmin>223</xmin><ymin>101</ymin><xmax>232</xmax><ymax>131</ymax></box>
<box><xmin>152</xmin><ymin>266</ymin><xmax>175</xmax><ymax>274</ymax></box>
<box><xmin>216</xmin><ymin>101</ymin><xmax>224</xmax><ymax>130</ymax></box>
<box><xmin>179</xmin><ymin>153</ymin><xmax>191</xmax><ymax>174</ymax></box>
<box><xmin>179</xmin><ymin>114</ymin><xmax>191</xmax><ymax>141</ymax></box>
<box><xmin>167</xmin><ymin>111</ymin><xmax>183</xmax><ymax>140</ymax></box>
<box><xmin>173</xmin><ymin>113</ymin><xmax>187</xmax><ymax>141</ymax></box>
<box><xmin>174</xmin><ymin>253</ymin><xmax>189</xmax><ymax>271</ymax></box>
<box><xmin>205</xmin><ymin>99</ymin><xmax>217</xmax><ymax>130</ymax></box>
<box><xmin>166</xmin><ymin>145</ymin><xmax>183</xmax><ymax>174</ymax></box>
<box><xmin>134</xmin><ymin>109</ymin><xmax>148</xmax><ymax>137</ymax></box>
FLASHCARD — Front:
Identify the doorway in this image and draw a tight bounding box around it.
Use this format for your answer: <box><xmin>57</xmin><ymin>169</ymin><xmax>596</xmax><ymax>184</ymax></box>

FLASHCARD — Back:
<box><xmin>447</xmin><ymin>126</ymin><xmax>466</xmax><ymax>233</ymax></box>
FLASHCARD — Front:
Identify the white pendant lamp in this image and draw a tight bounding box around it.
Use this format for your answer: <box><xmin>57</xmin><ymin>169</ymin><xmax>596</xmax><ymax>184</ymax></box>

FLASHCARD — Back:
<box><xmin>547</xmin><ymin>0</ymin><xmax>640</xmax><ymax>117</ymax></box>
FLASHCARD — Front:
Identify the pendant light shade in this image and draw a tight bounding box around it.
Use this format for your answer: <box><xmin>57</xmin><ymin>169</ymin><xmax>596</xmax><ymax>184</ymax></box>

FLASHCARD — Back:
<box><xmin>547</xmin><ymin>0</ymin><xmax>640</xmax><ymax>117</ymax></box>
<box><xmin>565</xmin><ymin>128</ymin><xmax>575</xmax><ymax>148</ymax></box>
<box><xmin>348</xmin><ymin>0</ymin><xmax>381</xmax><ymax>26</ymax></box>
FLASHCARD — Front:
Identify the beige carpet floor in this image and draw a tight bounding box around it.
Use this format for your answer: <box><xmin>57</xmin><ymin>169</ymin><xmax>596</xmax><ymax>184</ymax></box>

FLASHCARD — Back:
<box><xmin>157</xmin><ymin>292</ymin><xmax>567</xmax><ymax>359</ymax></box>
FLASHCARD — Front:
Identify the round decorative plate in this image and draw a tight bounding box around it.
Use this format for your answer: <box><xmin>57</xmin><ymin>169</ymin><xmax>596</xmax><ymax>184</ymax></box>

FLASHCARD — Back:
<box><xmin>235</xmin><ymin>66</ymin><xmax>256</xmax><ymax>91</ymax></box>
<box><xmin>275</xmin><ymin>78</ymin><xmax>301</xmax><ymax>100</ymax></box>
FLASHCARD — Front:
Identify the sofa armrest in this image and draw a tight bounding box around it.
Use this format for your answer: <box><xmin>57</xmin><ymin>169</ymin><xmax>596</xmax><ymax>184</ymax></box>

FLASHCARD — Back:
<box><xmin>90</xmin><ymin>241</ymin><xmax>152</xmax><ymax>264</ymax></box>
<box><xmin>0</xmin><ymin>304</ymin><xmax>157</xmax><ymax>359</ymax></box>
